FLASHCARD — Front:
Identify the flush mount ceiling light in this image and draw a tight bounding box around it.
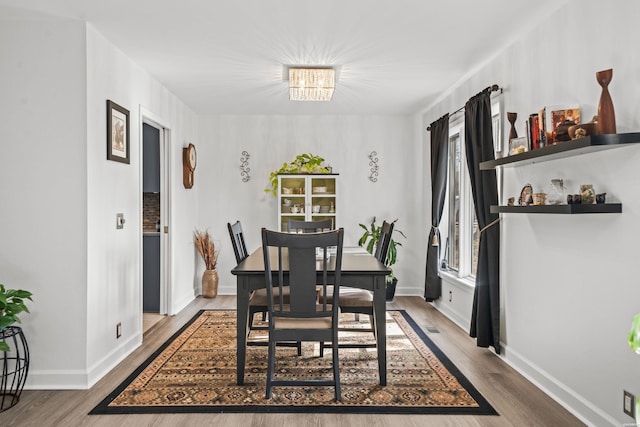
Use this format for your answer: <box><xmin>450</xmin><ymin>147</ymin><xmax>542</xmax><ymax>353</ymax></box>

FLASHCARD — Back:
<box><xmin>288</xmin><ymin>67</ymin><xmax>335</xmax><ymax>101</ymax></box>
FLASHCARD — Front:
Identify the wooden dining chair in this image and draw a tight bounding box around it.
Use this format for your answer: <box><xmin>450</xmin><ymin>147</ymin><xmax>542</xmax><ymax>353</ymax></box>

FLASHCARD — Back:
<box><xmin>227</xmin><ymin>221</ymin><xmax>300</xmax><ymax>354</ymax></box>
<box><xmin>261</xmin><ymin>227</ymin><xmax>344</xmax><ymax>401</ymax></box>
<box><xmin>287</xmin><ymin>218</ymin><xmax>334</xmax><ymax>233</ymax></box>
<box><xmin>320</xmin><ymin>220</ymin><xmax>394</xmax><ymax>356</ymax></box>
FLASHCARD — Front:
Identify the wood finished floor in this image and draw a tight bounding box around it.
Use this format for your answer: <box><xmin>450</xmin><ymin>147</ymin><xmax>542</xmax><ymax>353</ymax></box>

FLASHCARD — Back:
<box><xmin>0</xmin><ymin>296</ymin><xmax>585</xmax><ymax>427</ymax></box>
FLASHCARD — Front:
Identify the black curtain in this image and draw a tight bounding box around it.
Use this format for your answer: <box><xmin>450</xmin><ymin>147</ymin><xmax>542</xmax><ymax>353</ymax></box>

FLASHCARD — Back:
<box><xmin>424</xmin><ymin>114</ymin><xmax>449</xmax><ymax>302</ymax></box>
<box><xmin>464</xmin><ymin>90</ymin><xmax>501</xmax><ymax>354</ymax></box>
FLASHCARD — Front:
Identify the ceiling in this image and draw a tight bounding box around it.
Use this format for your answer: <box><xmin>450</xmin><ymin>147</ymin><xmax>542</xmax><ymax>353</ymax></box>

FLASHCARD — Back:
<box><xmin>1</xmin><ymin>0</ymin><xmax>566</xmax><ymax>115</ymax></box>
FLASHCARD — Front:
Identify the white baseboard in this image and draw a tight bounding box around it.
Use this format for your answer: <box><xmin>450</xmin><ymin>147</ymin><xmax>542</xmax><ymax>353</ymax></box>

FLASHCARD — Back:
<box><xmin>499</xmin><ymin>344</ymin><xmax>616</xmax><ymax>427</ymax></box>
<box><xmin>25</xmin><ymin>332</ymin><xmax>142</xmax><ymax>390</ymax></box>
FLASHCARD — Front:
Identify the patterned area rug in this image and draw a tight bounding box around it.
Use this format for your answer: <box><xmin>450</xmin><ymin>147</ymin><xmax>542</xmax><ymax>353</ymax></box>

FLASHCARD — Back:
<box><xmin>90</xmin><ymin>310</ymin><xmax>497</xmax><ymax>415</ymax></box>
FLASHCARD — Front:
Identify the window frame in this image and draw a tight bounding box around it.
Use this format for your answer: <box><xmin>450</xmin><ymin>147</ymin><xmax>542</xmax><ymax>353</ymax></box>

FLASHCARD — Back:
<box><xmin>445</xmin><ymin>119</ymin><xmax>475</xmax><ymax>278</ymax></box>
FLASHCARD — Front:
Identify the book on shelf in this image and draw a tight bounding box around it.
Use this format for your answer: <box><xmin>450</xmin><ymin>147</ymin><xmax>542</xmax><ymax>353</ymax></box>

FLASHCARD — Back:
<box><xmin>528</xmin><ymin>113</ymin><xmax>541</xmax><ymax>150</ymax></box>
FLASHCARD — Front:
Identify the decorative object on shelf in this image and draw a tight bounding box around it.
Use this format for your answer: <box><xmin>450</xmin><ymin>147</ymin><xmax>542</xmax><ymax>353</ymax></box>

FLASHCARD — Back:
<box><xmin>0</xmin><ymin>283</ymin><xmax>33</xmax><ymax>413</ymax></box>
<box><xmin>507</xmin><ymin>112</ymin><xmax>518</xmax><ymax>140</ymax></box>
<box><xmin>596</xmin><ymin>68</ymin><xmax>616</xmax><ymax>134</ymax></box>
<box><xmin>532</xmin><ymin>193</ymin><xmax>547</xmax><ymax>206</ymax></box>
<box><xmin>547</xmin><ymin>179</ymin><xmax>568</xmax><ymax>205</ymax></box>
<box><xmin>518</xmin><ymin>184</ymin><xmax>533</xmax><ymax>206</ymax></box>
<box><xmin>580</xmin><ymin>184</ymin><xmax>595</xmax><ymax>204</ymax></box>
<box><xmin>546</xmin><ymin>106</ymin><xmax>580</xmax><ymax>144</ymax></box>
<box><xmin>528</xmin><ymin>113</ymin><xmax>542</xmax><ymax>149</ymax></box>
<box><xmin>368</xmin><ymin>151</ymin><xmax>379</xmax><ymax>182</ymax></box>
<box><xmin>358</xmin><ymin>217</ymin><xmax>406</xmax><ymax>301</ymax></box>
<box><xmin>596</xmin><ymin>193</ymin><xmax>607</xmax><ymax>204</ymax></box>
<box><xmin>182</xmin><ymin>143</ymin><xmax>197</xmax><ymax>189</ymax></box>
<box><xmin>193</xmin><ymin>229</ymin><xmax>219</xmax><ymax>298</ymax></box>
<box><xmin>240</xmin><ymin>151</ymin><xmax>251</xmax><ymax>182</ymax></box>
<box><xmin>567</xmin><ymin>194</ymin><xmax>581</xmax><ymax>204</ymax></box>
<box><xmin>106</xmin><ymin>100</ymin><xmax>130</xmax><ymax>164</ymax></box>
<box><xmin>507</xmin><ymin>197</ymin><xmax>515</xmax><ymax>206</ymax></box>
<box><xmin>265</xmin><ymin>153</ymin><xmax>331</xmax><ymax>196</ymax></box>
<box><xmin>508</xmin><ymin>137</ymin><xmax>528</xmax><ymax>155</ymax></box>
<box><xmin>569</xmin><ymin>116</ymin><xmax>598</xmax><ymax>140</ymax></box>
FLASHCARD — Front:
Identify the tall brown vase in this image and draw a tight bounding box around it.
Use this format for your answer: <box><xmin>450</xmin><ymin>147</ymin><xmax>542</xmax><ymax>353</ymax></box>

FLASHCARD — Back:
<box><xmin>596</xmin><ymin>68</ymin><xmax>616</xmax><ymax>134</ymax></box>
<box><xmin>507</xmin><ymin>112</ymin><xmax>518</xmax><ymax>140</ymax></box>
<box><xmin>202</xmin><ymin>269</ymin><xmax>218</xmax><ymax>298</ymax></box>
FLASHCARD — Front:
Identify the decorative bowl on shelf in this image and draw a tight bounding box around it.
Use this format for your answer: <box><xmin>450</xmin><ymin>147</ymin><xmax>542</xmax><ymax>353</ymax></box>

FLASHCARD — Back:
<box><xmin>312</xmin><ymin>186</ymin><xmax>327</xmax><ymax>193</ymax></box>
<box><xmin>282</xmin><ymin>187</ymin><xmax>293</xmax><ymax>194</ymax></box>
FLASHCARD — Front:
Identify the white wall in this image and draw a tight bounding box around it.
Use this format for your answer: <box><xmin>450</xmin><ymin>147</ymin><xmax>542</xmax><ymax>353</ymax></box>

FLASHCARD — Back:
<box><xmin>197</xmin><ymin>115</ymin><xmax>426</xmax><ymax>297</ymax></box>
<box><xmin>0</xmin><ymin>17</ymin><xmax>89</xmax><ymax>387</ymax></box>
<box><xmin>0</xmin><ymin>15</ymin><xmax>201</xmax><ymax>389</ymax></box>
<box><xmin>85</xmin><ymin>26</ymin><xmax>200</xmax><ymax>388</ymax></box>
<box><xmin>422</xmin><ymin>1</ymin><xmax>640</xmax><ymax>425</ymax></box>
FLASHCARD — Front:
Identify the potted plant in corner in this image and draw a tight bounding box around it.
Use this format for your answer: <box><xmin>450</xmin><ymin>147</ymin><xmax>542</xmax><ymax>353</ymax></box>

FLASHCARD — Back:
<box><xmin>265</xmin><ymin>153</ymin><xmax>332</xmax><ymax>196</ymax></box>
<box><xmin>0</xmin><ymin>283</ymin><xmax>33</xmax><ymax>412</ymax></box>
<box><xmin>194</xmin><ymin>229</ymin><xmax>219</xmax><ymax>298</ymax></box>
<box><xmin>358</xmin><ymin>217</ymin><xmax>406</xmax><ymax>301</ymax></box>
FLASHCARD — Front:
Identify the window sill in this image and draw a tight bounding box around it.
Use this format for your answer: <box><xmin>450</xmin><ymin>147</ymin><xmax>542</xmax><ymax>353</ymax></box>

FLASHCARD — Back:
<box><xmin>439</xmin><ymin>269</ymin><xmax>476</xmax><ymax>290</ymax></box>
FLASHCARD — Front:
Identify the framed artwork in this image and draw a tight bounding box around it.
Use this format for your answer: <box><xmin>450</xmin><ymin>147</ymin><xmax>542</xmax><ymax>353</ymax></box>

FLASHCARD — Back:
<box><xmin>107</xmin><ymin>100</ymin><xmax>130</xmax><ymax>164</ymax></box>
<box><xmin>509</xmin><ymin>137</ymin><xmax>529</xmax><ymax>156</ymax></box>
<box><xmin>545</xmin><ymin>105</ymin><xmax>580</xmax><ymax>144</ymax></box>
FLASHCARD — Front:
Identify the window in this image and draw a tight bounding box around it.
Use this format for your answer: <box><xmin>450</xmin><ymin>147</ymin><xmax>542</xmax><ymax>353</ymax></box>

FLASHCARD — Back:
<box><xmin>441</xmin><ymin>99</ymin><xmax>501</xmax><ymax>281</ymax></box>
<box><xmin>445</xmin><ymin>120</ymin><xmax>475</xmax><ymax>277</ymax></box>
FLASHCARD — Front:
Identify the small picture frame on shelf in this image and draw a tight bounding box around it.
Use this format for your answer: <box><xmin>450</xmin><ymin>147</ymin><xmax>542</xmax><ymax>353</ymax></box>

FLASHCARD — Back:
<box><xmin>509</xmin><ymin>137</ymin><xmax>529</xmax><ymax>156</ymax></box>
<box><xmin>546</xmin><ymin>105</ymin><xmax>580</xmax><ymax>144</ymax></box>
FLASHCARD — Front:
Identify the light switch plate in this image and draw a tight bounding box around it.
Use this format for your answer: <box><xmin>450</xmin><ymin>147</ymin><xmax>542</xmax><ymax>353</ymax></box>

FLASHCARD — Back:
<box><xmin>624</xmin><ymin>390</ymin><xmax>635</xmax><ymax>418</ymax></box>
<box><xmin>116</xmin><ymin>213</ymin><xmax>125</xmax><ymax>230</ymax></box>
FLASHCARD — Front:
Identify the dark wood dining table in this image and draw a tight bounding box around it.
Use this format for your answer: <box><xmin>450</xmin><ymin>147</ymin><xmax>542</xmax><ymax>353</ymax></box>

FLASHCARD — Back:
<box><xmin>231</xmin><ymin>246</ymin><xmax>391</xmax><ymax>386</ymax></box>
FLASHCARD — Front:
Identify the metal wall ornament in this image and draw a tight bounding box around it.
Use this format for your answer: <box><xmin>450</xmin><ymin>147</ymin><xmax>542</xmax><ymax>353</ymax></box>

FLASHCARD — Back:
<box><xmin>240</xmin><ymin>151</ymin><xmax>251</xmax><ymax>182</ymax></box>
<box><xmin>368</xmin><ymin>151</ymin><xmax>379</xmax><ymax>182</ymax></box>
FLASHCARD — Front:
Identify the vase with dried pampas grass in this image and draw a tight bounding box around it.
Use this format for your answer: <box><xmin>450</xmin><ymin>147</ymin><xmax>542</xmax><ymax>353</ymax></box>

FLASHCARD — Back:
<box><xmin>194</xmin><ymin>229</ymin><xmax>219</xmax><ymax>298</ymax></box>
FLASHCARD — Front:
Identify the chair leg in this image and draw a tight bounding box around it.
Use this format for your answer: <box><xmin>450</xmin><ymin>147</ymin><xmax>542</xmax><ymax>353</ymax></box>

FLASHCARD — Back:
<box><xmin>332</xmin><ymin>335</ymin><xmax>341</xmax><ymax>401</ymax></box>
<box><xmin>319</xmin><ymin>342</ymin><xmax>324</xmax><ymax>357</ymax></box>
<box><xmin>297</xmin><ymin>341</ymin><xmax>302</xmax><ymax>356</ymax></box>
<box><xmin>354</xmin><ymin>313</ymin><xmax>360</xmax><ymax>322</ymax></box>
<box><xmin>266</xmin><ymin>339</ymin><xmax>276</xmax><ymax>399</ymax></box>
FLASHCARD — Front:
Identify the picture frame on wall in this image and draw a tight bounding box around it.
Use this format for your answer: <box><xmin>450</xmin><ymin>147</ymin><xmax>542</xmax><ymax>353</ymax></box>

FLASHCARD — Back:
<box><xmin>107</xmin><ymin>100</ymin><xmax>130</xmax><ymax>164</ymax></box>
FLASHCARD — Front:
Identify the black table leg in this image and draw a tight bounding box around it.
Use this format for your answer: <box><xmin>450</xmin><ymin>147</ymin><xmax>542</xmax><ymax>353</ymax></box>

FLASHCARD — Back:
<box><xmin>373</xmin><ymin>275</ymin><xmax>387</xmax><ymax>386</ymax></box>
<box><xmin>236</xmin><ymin>277</ymin><xmax>250</xmax><ymax>385</ymax></box>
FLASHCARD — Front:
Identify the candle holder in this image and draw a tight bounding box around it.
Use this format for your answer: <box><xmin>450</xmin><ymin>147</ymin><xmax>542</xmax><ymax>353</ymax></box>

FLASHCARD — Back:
<box><xmin>507</xmin><ymin>112</ymin><xmax>518</xmax><ymax>140</ymax></box>
<box><xmin>596</xmin><ymin>68</ymin><xmax>616</xmax><ymax>134</ymax></box>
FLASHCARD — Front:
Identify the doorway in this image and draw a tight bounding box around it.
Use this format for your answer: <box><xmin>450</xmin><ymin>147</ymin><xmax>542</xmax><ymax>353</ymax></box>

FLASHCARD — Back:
<box><xmin>141</xmin><ymin>115</ymin><xmax>171</xmax><ymax>333</ymax></box>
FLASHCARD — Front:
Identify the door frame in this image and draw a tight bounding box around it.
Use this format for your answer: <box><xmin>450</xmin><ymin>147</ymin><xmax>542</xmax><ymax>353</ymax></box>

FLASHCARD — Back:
<box><xmin>140</xmin><ymin>106</ymin><xmax>172</xmax><ymax>317</ymax></box>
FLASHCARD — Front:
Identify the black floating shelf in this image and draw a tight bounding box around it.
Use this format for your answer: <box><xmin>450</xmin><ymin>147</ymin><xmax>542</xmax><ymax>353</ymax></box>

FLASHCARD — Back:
<box><xmin>490</xmin><ymin>203</ymin><xmax>622</xmax><ymax>214</ymax></box>
<box><xmin>480</xmin><ymin>132</ymin><xmax>640</xmax><ymax>170</ymax></box>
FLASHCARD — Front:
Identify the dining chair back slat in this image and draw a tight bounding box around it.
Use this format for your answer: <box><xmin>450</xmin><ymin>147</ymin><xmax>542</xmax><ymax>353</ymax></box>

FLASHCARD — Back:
<box><xmin>227</xmin><ymin>221</ymin><xmax>249</xmax><ymax>264</ymax></box>
<box><xmin>374</xmin><ymin>221</ymin><xmax>395</xmax><ymax>264</ymax></box>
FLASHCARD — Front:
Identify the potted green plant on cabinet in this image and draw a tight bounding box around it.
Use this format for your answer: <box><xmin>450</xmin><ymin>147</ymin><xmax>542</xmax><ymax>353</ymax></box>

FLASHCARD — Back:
<box><xmin>358</xmin><ymin>217</ymin><xmax>406</xmax><ymax>300</ymax></box>
<box><xmin>265</xmin><ymin>153</ymin><xmax>331</xmax><ymax>196</ymax></box>
<box><xmin>0</xmin><ymin>283</ymin><xmax>33</xmax><ymax>412</ymax></box>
